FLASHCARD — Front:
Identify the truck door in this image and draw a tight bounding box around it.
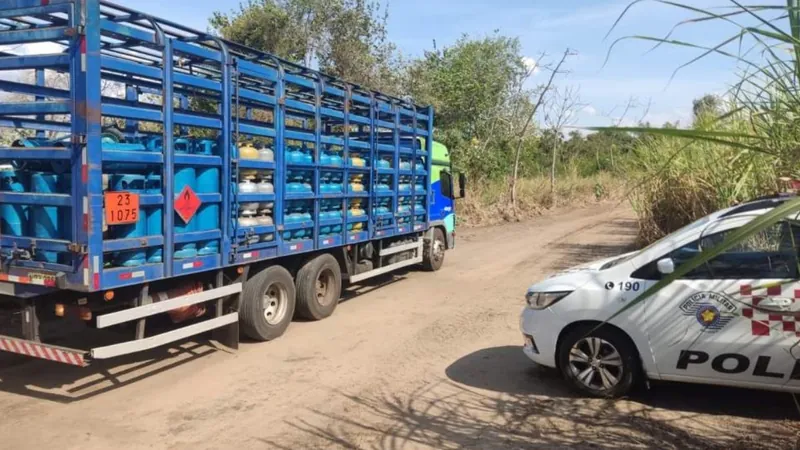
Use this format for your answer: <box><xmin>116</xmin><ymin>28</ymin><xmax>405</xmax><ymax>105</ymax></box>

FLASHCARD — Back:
<box><xmin>642</xmin><ymin>217</ymin><xmax>798</xmax><ymax>388</ymax></box>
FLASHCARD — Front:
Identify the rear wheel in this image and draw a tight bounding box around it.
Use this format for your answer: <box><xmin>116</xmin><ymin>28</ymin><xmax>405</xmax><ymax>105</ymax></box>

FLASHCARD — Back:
<box><xmin>240</xmin><ymin>265</ymin><xmax>296</xmax><ymax>341</ymax></box>
<box><xmin>295</xmin><ymin>253</ymin><xmax>342</xmax><ymax>320</ymax></box>
<box><xmin>422</xmin><ymin>227</ymin><xmax>446</xmax><ymax>272</ymax></box>
<box><xmin>557</xmin><ymin>325</ymin><xmax>640</xmax><ymax>398</ymax></box>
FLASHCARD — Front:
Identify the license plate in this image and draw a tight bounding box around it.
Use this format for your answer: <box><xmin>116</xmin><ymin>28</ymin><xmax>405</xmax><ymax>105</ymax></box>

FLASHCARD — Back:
<box><xmin>105</xmin><ymin>191</ymin><xmax>141</xmax><ymax>225</ymax></box>
<box><xmin>29</xmin><ymin>272</ymin><xmax>56</xmax><ymax>285</ymax></box>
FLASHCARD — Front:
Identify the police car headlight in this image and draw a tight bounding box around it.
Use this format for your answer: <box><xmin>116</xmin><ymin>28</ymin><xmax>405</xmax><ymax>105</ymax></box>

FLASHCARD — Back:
<box><xmin>525</xmin><ymin>291</ymin><xmax>572</xmax><ymax>309</ymax></box>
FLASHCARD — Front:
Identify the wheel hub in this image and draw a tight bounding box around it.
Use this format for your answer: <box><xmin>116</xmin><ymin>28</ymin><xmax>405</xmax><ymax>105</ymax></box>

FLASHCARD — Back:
<box><xmin>315</xmin><ymin>269</ymin><xmax>335</xmax><ymax>306</ymax></box>
<box><xmin>568</xmin><ymin>336</ymin><xmax>624</xmax><ymax>391</ymax></box>
<box><xmin>433</xmin><ymin>239</ymin><xmax>444</xmax><ymax>261</ymax></box>
<box><xmin>262</xmin><ymin>284</ymin><xmax>288</xmax><ymax>325</ymax></box>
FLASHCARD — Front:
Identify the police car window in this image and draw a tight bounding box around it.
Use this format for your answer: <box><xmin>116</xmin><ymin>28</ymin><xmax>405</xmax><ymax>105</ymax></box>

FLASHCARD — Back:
<box><xmin>694</xmin><ymin>222</ymin><xmax>798</xmax><ymax>279</ymax></box>
<box><xmin>634</xmin><ymin>221</ymin><xmax>800</xmax><ymax>280</ymax></box>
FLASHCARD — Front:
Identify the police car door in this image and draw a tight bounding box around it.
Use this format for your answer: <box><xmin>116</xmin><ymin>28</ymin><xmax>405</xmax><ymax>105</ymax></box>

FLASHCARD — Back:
<box><xmin>644</xmin><ymin>216</ymin><xmax>798</xmax><ymax>389</ymax></box>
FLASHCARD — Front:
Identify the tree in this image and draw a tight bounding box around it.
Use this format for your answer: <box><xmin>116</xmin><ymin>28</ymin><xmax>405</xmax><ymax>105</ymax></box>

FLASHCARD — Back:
<box><xmin>210</xmin><ymin>0</ymin><xmax>398</xmax><ymax>91</ymax></box>
<box><xmin>509</xmin><ymin>48</ymin><xmax>574</xmax><ymax>210</ymax></box>
<box><xmin>692</xmin><ymin>94</ymin><xmax>721</xmax><ymax>120</ymax></box>
<box><xmin>543</xmin><ymin>85</ymin><xmax>583</xmax><ymax>195</ymax></box>
<box><xmin>403</xmin><ymin>33</ymin><xmax>531</xmax><ymax>179</ymax></box>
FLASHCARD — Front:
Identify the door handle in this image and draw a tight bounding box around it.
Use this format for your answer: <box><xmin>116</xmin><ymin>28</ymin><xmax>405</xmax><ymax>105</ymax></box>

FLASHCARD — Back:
<box><xmin>759</xmin><ymin>297</ymin><xmax>794</xmax><ymax>310</ymax></box>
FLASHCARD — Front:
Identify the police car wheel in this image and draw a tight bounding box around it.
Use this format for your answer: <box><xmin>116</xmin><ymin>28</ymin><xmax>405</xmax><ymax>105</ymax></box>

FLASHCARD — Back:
<box><xmin>557</xmin><ymin>326</ymin><xmax>640</xmax><ymax>398</ymax></box>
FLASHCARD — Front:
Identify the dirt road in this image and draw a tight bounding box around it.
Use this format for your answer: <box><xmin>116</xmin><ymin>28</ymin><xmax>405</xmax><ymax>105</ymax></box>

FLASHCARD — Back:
<box><xmin>0</xmin><ymin>204</ymin><xmax>797</xmax><ymax>449</ymax></box>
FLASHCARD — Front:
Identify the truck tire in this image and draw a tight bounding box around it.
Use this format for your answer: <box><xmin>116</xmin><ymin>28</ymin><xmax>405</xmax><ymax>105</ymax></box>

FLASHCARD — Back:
<box><xmin>422</xmin><ymin>227</ymin><xmax>446</xmax><ymax>271</ymax></box>
<box><xmin>240</xmin><ymin>265</ymin><xmax>296</xmax><ymax>341</ymax></box>
<box><xmin>557</xmin><ymin>325</ymin><xmax>640</xmax><ymax>398</ymax></box>
<box><xmin>295</xmin><ymin>253</ymin><xmax>341</xmax><ymax>321</ymax></box>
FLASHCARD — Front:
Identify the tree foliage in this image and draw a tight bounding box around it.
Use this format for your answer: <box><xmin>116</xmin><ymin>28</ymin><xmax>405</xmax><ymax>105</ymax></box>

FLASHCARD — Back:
<box><xmin>211</xmin><ymin>0</ymin><xmax>399</xmax><ymax>92</ymax></box>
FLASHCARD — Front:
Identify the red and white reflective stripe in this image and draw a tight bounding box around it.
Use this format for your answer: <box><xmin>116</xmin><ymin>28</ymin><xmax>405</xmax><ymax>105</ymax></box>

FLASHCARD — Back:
<box><xmin>0</xmin><ymin>273</ymin><xmax>56</xmax><ymax>287</ymax></box>
<box><xmin>0</xmin><ymin>338</ymin><xmax>87</xmax><ymax>367</ymax></box>
<box><xmin>93</xmin><ymin>255</ymin><xmax>100</xmax><ymax>290</ymax></box>
<box><xmin>80</xmin><ymin>36</ymin><xmax>87</xmax><ymax>72</ymax></box>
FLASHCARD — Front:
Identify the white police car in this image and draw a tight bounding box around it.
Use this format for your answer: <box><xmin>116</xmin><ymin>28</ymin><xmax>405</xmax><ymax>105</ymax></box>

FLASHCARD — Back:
<box><xmin>521</xmin><ymin>195</ymin><xmax>800</xmax><ymax>397</ymax></box>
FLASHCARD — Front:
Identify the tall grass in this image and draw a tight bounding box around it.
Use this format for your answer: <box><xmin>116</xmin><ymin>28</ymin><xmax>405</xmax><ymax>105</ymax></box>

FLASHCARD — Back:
<box><xmin>602</xmin><ymin>1</ymin><xmax>800</xmax><ymax>242</ymax></box>
<box><xmin>597</xmin><ymin>0</ymin><xmax>800</xmax><ymax>326</ymax></box>
<box><xmin>626</xmin><ymin>112</ymin><xmax>780</xmax><ymax>244</ymax></box>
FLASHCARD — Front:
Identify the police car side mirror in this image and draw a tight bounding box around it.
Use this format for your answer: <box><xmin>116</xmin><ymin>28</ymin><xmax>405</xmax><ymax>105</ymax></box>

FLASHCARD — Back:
<box><xmin>657</xmin><ymin>258</ymin><xmax>675</xmax><ymax>275</ymax></box>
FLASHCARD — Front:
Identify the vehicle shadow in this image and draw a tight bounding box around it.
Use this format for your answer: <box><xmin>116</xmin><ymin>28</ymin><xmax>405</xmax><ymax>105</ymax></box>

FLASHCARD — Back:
<box><xmin>0</xmin><ymin>332</ymin><xmax>220</xmax><ymax>404</ymax></box>
<box><xmin>261</xmin><ymin>346</ymin><xmax>799</xmax><ymax>449</ymax></box>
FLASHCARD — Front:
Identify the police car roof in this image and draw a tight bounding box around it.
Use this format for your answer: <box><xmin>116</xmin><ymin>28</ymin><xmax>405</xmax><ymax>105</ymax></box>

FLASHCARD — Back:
<box><xmin>719</xmin><ymin>193</ymin><xmax>797</xmax><ymax>219</ymax></box>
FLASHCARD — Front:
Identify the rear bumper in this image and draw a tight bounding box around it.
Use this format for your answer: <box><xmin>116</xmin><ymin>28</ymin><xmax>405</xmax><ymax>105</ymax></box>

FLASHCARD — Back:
<box><xmin>0</xmin><ymin>335</ymin><xmax>88</xmax><ymax>366</ymax></box>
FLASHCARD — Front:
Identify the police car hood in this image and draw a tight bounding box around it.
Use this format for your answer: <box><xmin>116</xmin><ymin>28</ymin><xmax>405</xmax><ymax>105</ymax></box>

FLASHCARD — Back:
<box><xmin>527</xmin><ymin>251</ymin><xmax>636</xmax><ymax>293</ymax></box>
<box><xmin>552</xmin><ymin>251</ymin><xmax>636</xmax><ymax>275</ymax></box>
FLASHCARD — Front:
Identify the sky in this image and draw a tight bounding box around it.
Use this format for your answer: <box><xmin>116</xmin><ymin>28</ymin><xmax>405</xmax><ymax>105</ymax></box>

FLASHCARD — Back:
<box><xmin>89</xmin><ymin>1</ymin><xmax>785</xmax><ymax>127</ymax></box>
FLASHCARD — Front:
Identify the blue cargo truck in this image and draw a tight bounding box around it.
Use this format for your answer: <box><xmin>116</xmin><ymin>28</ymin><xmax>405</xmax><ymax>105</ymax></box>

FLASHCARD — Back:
<box><xmin>0</xmin><ymin>0</ymin><xmax>464</xmax><ymax>366</ymax></box>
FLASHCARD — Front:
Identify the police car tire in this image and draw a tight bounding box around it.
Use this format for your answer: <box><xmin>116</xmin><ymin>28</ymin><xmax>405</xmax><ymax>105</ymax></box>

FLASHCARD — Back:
<box><xmin>557</xmin><ymin>325</ymin><xmax>640</xmax><ymax>398</ymax></box>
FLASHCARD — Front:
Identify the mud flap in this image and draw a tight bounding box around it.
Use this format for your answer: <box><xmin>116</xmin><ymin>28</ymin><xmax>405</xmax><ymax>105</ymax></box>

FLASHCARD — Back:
<box><xmin>211</xmin><ymin>321</ymin><xmax>239</xmax><ymax>352</ymax></box>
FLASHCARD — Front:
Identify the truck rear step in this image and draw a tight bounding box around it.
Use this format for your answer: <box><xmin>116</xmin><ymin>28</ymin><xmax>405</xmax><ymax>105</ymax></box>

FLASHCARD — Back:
<box><xmin>350</xmin><ymin>241</ymin><xmax>423</xmax><ymax>283</ymax></box>
<box><xmin>0</xmin><ymin>283</ymin><xmax>241</xmax><ymax>366</ymax></box>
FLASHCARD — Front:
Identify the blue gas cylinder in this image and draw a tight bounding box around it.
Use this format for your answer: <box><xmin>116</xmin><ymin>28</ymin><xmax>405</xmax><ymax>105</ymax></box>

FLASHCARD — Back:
<box><xmin>286</xmin><ymin>170</ymin><xmax>303</xmax><ymax>193</ymax></box>
<box><xmin>0</xmin><ymin>166</ymin><xmax>27</xmax><ymax>237</ymax></box>
<box><xmin>196</xmin><ymin>167</ymin><xmax>220</xmax><ymax>256</ymax></box>
<box><xmin>320</xmin><ymin>152</ymin><xmax>332</xmax><ymax>166</ymax></box>
<box><xmin>29</xmin><ymin>172</ymin><xmax>65</xmax><ymax>263</ymax></box>
<box><xmin>195</xmin><ymin>139</ymin><xmax>218</xmax><ymax>156</ymax></box>
<box><xmin>415</xmin><ymin>158</ymin><xmax>426</xmax><ymax>173</ymax></box>
<box><xmin>287</xmin><ymin>146</ymin><xmax>304</xmax><ymax>164</ymax></box>
<box><xmin>301</xmin><ymin>147</ymin><xmax>313</xmax><ymax>164</ymax></box>
<box><xmin>145</xmin><ymin>173</ymin><xmax>163</xmax><ymax>264</ymax></box>
<box><xmin>376</xmin><ymin>175</ymin><xmax>391</xmax><ymax>191</ymax></box>
<box><xmin>328</xmin><ymin>151</ymin><xmax>343</xmax><ymax>166</ymax></box>
<box><xmin>108</xmin><ymin>174</ymin><xmax>147</xmax><ymax>267</ymax></box>
<box><xmin>377</xmin><ymin>158</ymin><xmax>391</xmax><ymax>169</ymax></box>
<box><xmin>174</xmin><ymin>166</ymin><xmax>197</xmax><ymax>259</ymax></box>
<box><xmin>174</xmin><ymin>137</ymin><xmax>192</xmax><ymax>153</ymax></box>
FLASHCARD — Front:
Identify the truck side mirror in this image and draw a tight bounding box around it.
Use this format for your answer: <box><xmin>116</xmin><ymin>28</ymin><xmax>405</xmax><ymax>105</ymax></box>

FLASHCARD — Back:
<box><xmin>657</xmin><ymin>258</ymin><xmax>675</xmax><ymax>275</ymax></box>
<box><xmin>458</xmin><ymin>173</ymin><xmax>466</xmax><ymax>199</ymax></box>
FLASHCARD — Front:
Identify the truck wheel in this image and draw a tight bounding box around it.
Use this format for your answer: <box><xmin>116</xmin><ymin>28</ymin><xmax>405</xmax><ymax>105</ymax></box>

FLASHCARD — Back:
<box><xmin>295</xmin><ymin>253</ymin><xmax>341</xmax><ymax>320</ymax></box>
<box><xmin>422</xmin><ymin>228</ymin><xmax>446</xmax><ymax>271</ymax></box>
<box><xmin>240</xmin><ymin>265</ymin><xmax>296</xmax><ymax>341</ymax></box>
<box><xmin>557</xmin><ymin>325</ymin><xmax>640</xmax><ymax>398</ymax></box>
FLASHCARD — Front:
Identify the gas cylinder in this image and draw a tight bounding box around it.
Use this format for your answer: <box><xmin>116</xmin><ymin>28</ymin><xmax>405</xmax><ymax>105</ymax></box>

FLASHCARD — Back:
<box><xmin>196</xmin><ymin>167</ymin><xmax>220</xmax><ymax>256</ymax></box>
<box><xmin>174</xmin><ymin>166</ymin><xmax>197</xmax><ymax>259</ymax></box>
<box><xmin>0</xmin><ymin>165</ymin><xmax>27</xmax><ymax>237</ymax></box>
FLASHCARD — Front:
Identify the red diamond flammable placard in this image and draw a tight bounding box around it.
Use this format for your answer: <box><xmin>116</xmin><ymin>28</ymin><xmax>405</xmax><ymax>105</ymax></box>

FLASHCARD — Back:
<box><xmin>175</xmin><ymin>185</ymin><xmax>201</xmax><ymax>223</ymax></box>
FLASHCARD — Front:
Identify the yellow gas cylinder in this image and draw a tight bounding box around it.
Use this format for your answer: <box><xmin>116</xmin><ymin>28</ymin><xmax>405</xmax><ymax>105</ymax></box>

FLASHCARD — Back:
<box><xmin>350</xmin><ymin>155</ymin><xmax>365</xmax><ymax>167</ymax></box>
<box><xmin>239</xmin><ymin>143</ymin><xmax>259</xmax><ymax>160</ymax></box>
<box><xmin>350</xmin><ymin>174</ymin><xmax>364</xmax><ymax>192</ymax></box>
<box><xmin>349</xmin><ymin>199</ymin><xmax>365</xmax><ymax>216</ymax></box>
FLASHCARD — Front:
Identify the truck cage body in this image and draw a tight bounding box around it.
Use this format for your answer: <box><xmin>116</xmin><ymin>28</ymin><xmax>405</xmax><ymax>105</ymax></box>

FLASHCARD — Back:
<box><xmin>0</xmin><ymin>0</ymin><xmax>434</xmax><ymax>299</ymax></box>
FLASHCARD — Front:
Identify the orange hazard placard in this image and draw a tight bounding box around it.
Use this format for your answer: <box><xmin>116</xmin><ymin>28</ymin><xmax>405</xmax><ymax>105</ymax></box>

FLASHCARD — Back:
<box><xmin>175</xmin><ymin>185</ymin><xmax>202</xmax><ymax>223</ymax></box>
<box><xmin>105</xmin><ymin>191</ymin><xmax>141</xmax><ymax>226</ymax></box>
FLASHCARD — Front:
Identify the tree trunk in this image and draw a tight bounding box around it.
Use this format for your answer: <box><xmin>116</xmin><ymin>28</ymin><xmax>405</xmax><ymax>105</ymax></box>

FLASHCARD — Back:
<box><xmin>550</xmin><ymin>139</ymin><xmax>558</xmax><ymax>197</ymax></box>
<box><xmin>510</xmin><ymin>49</ymin><xmax>572</xmax><ymax>212</ymax></box>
